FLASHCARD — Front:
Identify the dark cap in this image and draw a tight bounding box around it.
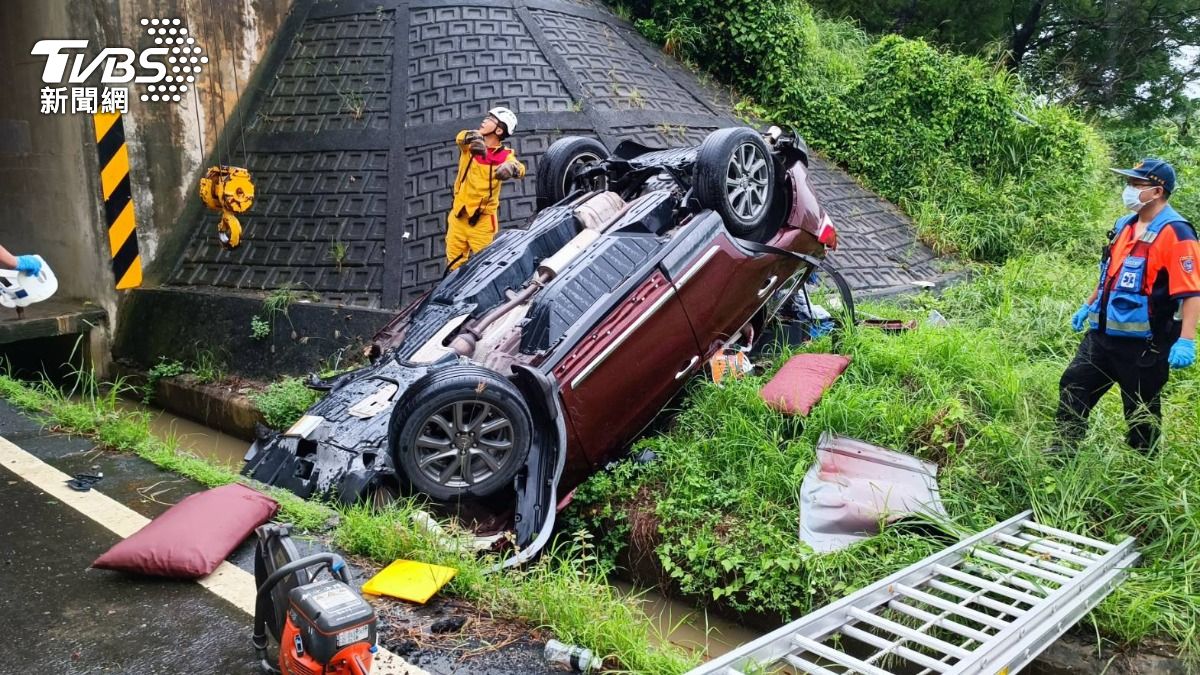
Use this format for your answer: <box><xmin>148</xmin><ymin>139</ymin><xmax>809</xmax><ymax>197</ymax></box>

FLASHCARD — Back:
<box><xmin>1111</xmin><ymin>157</ymin><xmax>1176</xmax><ymax>195</ymax></box>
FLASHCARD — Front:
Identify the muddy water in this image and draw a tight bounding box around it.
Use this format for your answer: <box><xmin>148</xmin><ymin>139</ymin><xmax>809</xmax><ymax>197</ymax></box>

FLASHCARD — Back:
<box><xmin>116</xmin><ymin>399</ymin><xmax>248</xmax><ymax>467</ymax></box>
<box><xmin>614</xmin><ymin>581</ymin><xmax>759</xmax><ymax>659</ymax></box>
<box><xmin>128</xmin><ymin>401</ymin><xmax>760</xmax><ymax>661</ymax></box>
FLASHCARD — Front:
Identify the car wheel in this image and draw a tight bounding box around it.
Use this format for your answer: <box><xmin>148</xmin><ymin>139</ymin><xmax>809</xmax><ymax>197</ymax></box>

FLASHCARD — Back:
<box><xmin>536</xmin><ymin>136</ymin><xmax>609</xmax><ymax>209</ymax></box>
<box><xmin>695</xmin><ymin>128</ymin><xmax>777</xmax><ymax>237</ymax></box>
<box><xmin>392</xmin><ymin>365</ymin><xmax>532</xmax><ymax>501</ymax></box>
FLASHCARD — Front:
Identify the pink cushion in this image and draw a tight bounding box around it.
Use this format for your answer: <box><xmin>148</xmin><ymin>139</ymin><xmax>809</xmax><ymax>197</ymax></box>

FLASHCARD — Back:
<box><xmin>93</xmin><ymin>483</ymin><xmax>278</xmax><ymax>579</ymax></box>
<box><xmin>761</xmin><ymin>354</ymin><xmax>851</xmax><ymax>416</ymax></box>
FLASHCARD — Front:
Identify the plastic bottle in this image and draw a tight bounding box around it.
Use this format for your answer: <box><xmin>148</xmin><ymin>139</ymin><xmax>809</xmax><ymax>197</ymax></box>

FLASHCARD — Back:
<box><xmin>544</xmin><ymin>639</ymin><xmax>602</xmax><ymax>672</ymax></box>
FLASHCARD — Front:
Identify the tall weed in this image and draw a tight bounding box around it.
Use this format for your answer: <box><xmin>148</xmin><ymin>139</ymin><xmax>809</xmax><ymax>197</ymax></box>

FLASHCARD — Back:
<box><xmin>571</xmin><ymin>253</ymin><xmax>1200</xmax><ymax>654</ymax></box>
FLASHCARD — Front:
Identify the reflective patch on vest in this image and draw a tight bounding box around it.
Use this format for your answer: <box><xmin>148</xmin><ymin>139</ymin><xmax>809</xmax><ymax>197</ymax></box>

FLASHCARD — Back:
<box><xmin>1119</xmin><ymin>270</ymin><xmax>1138</xmax><ymax>289</ymax></box>
<box><xmin>1105</xmin><ymin>318</ymin><xmax>1152</xmax><ymax>335</ymax></box>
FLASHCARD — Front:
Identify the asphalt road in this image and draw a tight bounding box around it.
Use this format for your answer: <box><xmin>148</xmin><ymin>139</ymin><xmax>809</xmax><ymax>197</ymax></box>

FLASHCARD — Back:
<box><xmin>0</xmin><ymin>402</ymin><xmax>258</xmax><ymax>674</ymax></box>
<box><xmin>0</xmin><ymin>399</ymin><xmax>554</xmax><ymax>675</ymax></box>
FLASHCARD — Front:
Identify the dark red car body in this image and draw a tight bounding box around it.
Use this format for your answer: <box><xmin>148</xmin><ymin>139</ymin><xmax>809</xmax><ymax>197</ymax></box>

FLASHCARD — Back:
<box><xmin>243</xmin><ymin>128</ymin><xmax>837</xmax><ymax>563</ymax></box>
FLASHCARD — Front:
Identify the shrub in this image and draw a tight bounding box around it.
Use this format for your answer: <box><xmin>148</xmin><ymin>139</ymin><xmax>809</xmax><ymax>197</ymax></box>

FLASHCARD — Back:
<box><xmin>630</xmin><ymin>3</ymin><xmax>1115</xmax><ymax>262</ymax></box>
<box><xmin>252</xmin><ymin>378</ymin><xmax>320</xmax><ymax>430</ymax></box>
<box><xmin>1105</xmin><ymin>118</ymin><xmax>1200</xmax><ymax>218</ymax></box>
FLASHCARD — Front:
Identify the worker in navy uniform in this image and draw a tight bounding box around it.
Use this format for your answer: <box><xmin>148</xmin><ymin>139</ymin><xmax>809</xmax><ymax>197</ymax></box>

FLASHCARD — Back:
<box><xmin>1057</xmin><ymin>158</ymin><xmax>1199</xmax><ymax>453</ymax></box>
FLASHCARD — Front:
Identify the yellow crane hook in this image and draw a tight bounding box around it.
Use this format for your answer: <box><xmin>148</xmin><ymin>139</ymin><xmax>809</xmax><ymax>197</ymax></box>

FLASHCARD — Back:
<box><xmin>199</xmin><ymin>165</ymin><xmax>255</xmax><ymax>249</ymax></box>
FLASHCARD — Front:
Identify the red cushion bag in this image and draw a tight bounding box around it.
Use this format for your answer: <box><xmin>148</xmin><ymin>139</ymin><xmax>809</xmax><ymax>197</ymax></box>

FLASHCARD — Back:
<box><xmin>93</xmin><ymin>483</ymin><xmax>278</xmax><ymax>579</ymax></box>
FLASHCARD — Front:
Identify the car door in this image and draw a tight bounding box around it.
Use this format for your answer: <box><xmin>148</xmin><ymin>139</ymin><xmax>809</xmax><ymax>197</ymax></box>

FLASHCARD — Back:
<box><xmin>550</xmin><ymin>267</ymin><xmax>702</xmax><ymax>468</ymax></box>
<box><xmin>662</xmin><ymin>212</ymin><xmax>797</xmax><ymax>356</ymax></box>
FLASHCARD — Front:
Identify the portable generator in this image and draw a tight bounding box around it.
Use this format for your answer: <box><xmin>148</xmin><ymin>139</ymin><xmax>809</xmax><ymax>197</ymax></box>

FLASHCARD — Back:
<box><xmin>253</xmin><ymin>523</ymin><xmax>378</xmax><ymax>675</ymax></box>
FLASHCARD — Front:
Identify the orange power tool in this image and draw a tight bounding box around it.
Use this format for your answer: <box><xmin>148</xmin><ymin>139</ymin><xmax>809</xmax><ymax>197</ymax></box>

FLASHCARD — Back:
<box><xmin>253</xmin><ymin>524</ymin><xmax>377</xmax><ymax>674</ymax></box>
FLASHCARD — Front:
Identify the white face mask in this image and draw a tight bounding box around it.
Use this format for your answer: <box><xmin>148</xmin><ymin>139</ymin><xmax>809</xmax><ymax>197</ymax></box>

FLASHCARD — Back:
<box><xmin>1122</xmin><ymin>184</ymin><xmax>1157</xmax><ymax>212</ymax></box>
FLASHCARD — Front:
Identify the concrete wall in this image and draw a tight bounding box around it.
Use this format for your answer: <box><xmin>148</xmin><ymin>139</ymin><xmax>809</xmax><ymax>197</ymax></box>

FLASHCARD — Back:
<box><xmin>0</xmin><ymin>2</ymin><xmax>114</xmax><ymax>312</ymax></box>
<box><xmin>93</xmin><ymin>0</ymin><xmax>293</xmax><ymax>278</ymax></box>
<box><xmin>0</xmin><ymin>0</ymin><xmax>292</xmax><ymax>316</ymax></box>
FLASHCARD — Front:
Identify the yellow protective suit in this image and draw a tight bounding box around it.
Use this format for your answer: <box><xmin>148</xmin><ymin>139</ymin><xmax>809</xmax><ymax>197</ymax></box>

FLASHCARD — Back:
<box><xmin>445</xmin><ymin>130</ymin><xmax>526</xmax><ymax>269</ymax></box>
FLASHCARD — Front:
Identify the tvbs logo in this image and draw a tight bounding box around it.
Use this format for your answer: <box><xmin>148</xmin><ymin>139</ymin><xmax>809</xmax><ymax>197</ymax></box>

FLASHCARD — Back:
<box><xmin>33</xmin><ymin>17</ymin><xmax>206</xmax><ymax>110</ymax></box>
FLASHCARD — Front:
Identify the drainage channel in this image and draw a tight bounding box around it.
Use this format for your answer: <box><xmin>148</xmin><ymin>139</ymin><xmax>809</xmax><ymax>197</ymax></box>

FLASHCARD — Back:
<box><xmin>124</xmin><ymin>399</ymin><xmax>761</xmax><ymax>664</ymax></box>
<box><xmin>114</xmin><ymin>398</ymin><xmax>248</xmax><ymax>467</ymax></box>
<box><xmin>613</xmin><ymin>580</ymin><xmax>761</xmax><ymax>661</ymax></box>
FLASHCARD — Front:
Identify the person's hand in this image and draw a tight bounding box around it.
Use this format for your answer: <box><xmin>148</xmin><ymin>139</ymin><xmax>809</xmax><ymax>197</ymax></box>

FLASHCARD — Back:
<box><xmin>15</xmin><ymin>255</ymin><xmax>41</xmax><ymax>276</ymax></box>
<box><xmin>1168</xmin><ymin>337</ymin><xmax>1195</xmax><ymax>369</ymax></box>
<box><xmin>1071</xmin><ymin>304</ymin><xmax>1090</xmax><ymax>332</ymax></box>
<box><xmin>465</xmin><ymin>131</ymin><xmax>487</xmax><ymax>157</ymax></box>
<box><xmin>496</xmin><ymin>161</ymin><xmax>520</xmax><ymax>181</ymax></box>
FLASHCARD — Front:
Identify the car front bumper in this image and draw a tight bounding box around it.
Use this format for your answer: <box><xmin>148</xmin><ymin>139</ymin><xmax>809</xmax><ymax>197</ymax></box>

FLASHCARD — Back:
<box><xmin>242</xmin><ymin>432</ymin><xmax>383</xmax><ymax>505</ymax></box>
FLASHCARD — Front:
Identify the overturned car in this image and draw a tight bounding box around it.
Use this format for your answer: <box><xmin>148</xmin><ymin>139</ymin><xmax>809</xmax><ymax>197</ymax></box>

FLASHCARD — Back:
<box><xmin>243</xmin><ymin>126</ymin><xmax>846</xmax><ymax>562</ymax></box>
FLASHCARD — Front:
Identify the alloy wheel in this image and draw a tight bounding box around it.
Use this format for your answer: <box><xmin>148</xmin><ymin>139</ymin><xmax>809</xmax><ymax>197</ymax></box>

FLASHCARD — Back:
<box><xmin>562</xmin><ymin>152</ymin><xmax>604</xmax><ymax>196</ymax></box>
<box><xmin>725</xmin><ymin>142</ymin><xmax>770</xmax><ymax>222</ymax></box>
<box><xmin>413</xmin><ymin>400</ymin><xmax>515</xmax><ymax>489</ymax></box>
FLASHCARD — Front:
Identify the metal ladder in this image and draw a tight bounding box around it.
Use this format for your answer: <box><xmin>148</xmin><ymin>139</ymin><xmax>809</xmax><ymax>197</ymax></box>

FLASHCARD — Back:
<box><xmin>688</xmin><ymin>511</ymin><xmax>1138</xmax><ymax>675</ymax></box>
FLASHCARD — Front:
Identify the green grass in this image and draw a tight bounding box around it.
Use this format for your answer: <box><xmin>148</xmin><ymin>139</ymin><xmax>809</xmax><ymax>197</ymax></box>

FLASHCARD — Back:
<box><xmin>0</xmin><ymin>371</ymin><xmax>696</xmax><ymax>674</ymax></box>
<box><xmin>568</xmin><ymin>253</ymin><xmax>1200</xmax><ymax>657</ymax></box>
<box><xmin>0</xmin><ymin>372</ymin><xmax>333</xmax><ymax>531</ymax></box>
<box><xmin>252</xmin><ymin>377</ymin><xmax>321</xmax><ymax>430</ymax></box>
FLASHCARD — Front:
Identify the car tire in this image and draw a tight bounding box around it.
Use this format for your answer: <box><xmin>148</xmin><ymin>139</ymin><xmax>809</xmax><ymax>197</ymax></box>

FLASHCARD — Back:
<box><xmin>536</xmin><ymin>136</ymin><xmax>609</xmax><ymax>209</ymax></box>
<box><xmin>392</xmin><ymin>365</ymin><xmax>533</xmax><ymax>501</ymax></box>
<box><xmin>695</xmin><ymin>128</ymin><xmax>777</xmax><ymax>237</ymax></box>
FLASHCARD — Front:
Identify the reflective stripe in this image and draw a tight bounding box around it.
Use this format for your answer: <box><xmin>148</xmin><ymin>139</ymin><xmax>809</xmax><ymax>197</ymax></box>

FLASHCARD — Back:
<box><xmin>1105</xmin><ymin>319</ymin><xmax>1152</xmax><ymax>334</ymax></box>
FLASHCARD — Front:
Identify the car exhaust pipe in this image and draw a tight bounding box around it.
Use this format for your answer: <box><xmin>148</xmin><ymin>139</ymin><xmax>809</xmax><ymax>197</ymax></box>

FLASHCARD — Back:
<box><xmin>451</xmin><ymin>228</ymin><xmax>602</xmax><ymax>357</ymax></box>
<box><xmin>450</xmin><ymin>273</ymin><xmax>546</xmax><ymax>356</ymax></box>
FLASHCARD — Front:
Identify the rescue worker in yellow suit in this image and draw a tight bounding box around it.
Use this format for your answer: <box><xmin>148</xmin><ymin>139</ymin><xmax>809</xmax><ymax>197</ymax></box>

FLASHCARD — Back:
<box><xmin>445</xmin><ymin>107</ymin><xmax>526</xmax><ymax>270</ymax></box>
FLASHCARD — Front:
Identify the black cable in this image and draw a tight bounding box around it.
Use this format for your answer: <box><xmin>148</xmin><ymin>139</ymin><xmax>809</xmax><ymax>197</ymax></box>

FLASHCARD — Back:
<box><xmin>221</xmin><ymin>9</ymin><xmax>249</xmax><ymax>164</ymax></box>
<box><xmin>182</xmin><ymin>0</ymin><xmax>205</xmax><ymax>156</ymax></box>
<box><xmin>209</xmin><ymin>13</ymin><xmax>229</xmax><ymax>166</ymax></box>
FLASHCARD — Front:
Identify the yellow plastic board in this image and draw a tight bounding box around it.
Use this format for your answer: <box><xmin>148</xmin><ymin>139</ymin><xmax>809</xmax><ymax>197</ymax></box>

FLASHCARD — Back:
<box><xmin>361</xmin><ymin>559</ymin><xmax>458</xmax><ymax>604</ymax></box>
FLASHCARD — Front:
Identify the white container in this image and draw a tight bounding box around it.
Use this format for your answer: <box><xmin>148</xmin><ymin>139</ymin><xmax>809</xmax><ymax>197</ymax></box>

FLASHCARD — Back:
<box><xmin>0</xmin><ymin>255</ymin><xmax>57</xmax><ymax>308</ymax></box>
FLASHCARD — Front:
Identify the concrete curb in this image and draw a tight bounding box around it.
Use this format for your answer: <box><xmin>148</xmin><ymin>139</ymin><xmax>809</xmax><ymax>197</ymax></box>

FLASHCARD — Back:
<box><xmin>113</xmin><ymin>364</ymin><xmax>262</xmax><ymax>441</ymax></box>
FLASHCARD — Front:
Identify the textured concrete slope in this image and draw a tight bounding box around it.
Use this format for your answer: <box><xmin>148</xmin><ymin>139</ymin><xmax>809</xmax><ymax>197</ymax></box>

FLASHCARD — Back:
<box><xmin>168</xmin><ymin>0</ymin><xmax>954</xmax><ymax>308</ymax></box>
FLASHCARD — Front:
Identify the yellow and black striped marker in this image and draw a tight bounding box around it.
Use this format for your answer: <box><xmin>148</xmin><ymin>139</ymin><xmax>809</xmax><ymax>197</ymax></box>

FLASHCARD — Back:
<box><xmin>93</xmin><ymin>112</ymin><xmax>142</xmax><ymax>289</ymax></box>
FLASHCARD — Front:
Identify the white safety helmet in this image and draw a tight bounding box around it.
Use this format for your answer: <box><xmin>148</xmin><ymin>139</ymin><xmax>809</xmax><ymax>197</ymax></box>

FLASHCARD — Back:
<box><xmin>488</xmin><ymin>106</ymin><xmax>518</xmax><ymax>136</ymax></box>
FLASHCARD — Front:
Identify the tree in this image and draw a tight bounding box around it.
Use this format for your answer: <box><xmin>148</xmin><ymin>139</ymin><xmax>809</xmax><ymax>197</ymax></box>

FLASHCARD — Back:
<box><xmin>807</xmin><ymin>0</ymin><xmax>1200</xmax><ymax>119</ymax></box>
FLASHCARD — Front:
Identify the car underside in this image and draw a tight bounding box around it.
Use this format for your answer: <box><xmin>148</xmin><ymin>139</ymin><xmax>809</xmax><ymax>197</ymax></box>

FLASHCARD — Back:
<box><xmin>243</xmin><ymin>126</ymin><xmax>849</xmax><ymax>566</ymax></box>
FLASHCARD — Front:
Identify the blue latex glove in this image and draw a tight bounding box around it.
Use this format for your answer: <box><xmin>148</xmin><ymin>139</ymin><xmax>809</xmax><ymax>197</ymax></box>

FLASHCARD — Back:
<box><xmin>14</xmin><ymin>255</ymin><xmax>41</xmax><ymax>276</ymax></box>
<box><xmin>1168</xmin><ymin>337</ymin><xmax>1195</xmax><ymax>369</ymax></box>
<box><xmin>1071</xmin><ymin>304</ymin><xmax>1089</xmax><ymax>332</ymax></box>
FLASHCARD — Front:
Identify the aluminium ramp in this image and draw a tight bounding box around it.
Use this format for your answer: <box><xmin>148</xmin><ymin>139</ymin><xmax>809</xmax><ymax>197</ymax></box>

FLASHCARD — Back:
<box><xmin>689</xmin><ymin>510</ymin><xmax>1138</xmax><ymax>675</ymax></box>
